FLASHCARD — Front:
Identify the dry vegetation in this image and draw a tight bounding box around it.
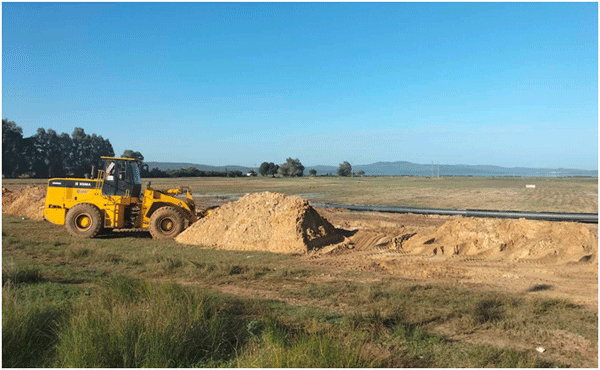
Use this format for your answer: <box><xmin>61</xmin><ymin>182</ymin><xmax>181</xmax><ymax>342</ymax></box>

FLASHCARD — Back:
<box><xmin>4</xmin><ymin>175</ymin><xmax>598</xmax><ymax>213</ymax></box>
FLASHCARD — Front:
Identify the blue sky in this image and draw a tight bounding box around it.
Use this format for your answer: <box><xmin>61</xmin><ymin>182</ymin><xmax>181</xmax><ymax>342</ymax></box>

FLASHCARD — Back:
<box><xmin>2</xmin><ymin>2</ymin><xmax>598</xmax><ymax>170</ymax></box>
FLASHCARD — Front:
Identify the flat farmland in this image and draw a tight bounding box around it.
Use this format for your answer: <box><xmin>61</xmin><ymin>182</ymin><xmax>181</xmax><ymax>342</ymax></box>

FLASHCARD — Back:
<box><xmin>5</xmin><ymin>176</ymin><xmax>596</xmax><ymax>213</ymax></box>
<box><xmin>182</xmin><ymin>176</ymin><xmax>598</xmax><ymax>213</ymax></box>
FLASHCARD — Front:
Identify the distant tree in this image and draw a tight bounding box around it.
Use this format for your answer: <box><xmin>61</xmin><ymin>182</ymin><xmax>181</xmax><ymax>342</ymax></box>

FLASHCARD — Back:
<box><xmin>121</xmin><ymin>150</ymin><xmax>147</xmax><ymax>176</ymax></box>
<box><xmin>2</xmin><ymin>119</ymin><xmax>26</xmax><ymax>177</ymax></box>
<box><xmin>268</xmin><ymin>163</ymin><xmax>279</xmax><ymax>177</ymax></box>
<box><xmin>183</xmin><ymin>167</ymin><xmax>200</xmax><ymax>177</ymax></box>
<box><xmin>121</xmin><ymin>150</ymin><xmax>144</xmax><ymax>161</ymax></box>
<box><xmin>309</xmin><ymin>169</ymin><xmax>317</xmax><ymax>176</ymax></box>
<box><xmin>356</xmin><ymin>170</ymin><xmax>365</xmax><ymax>177</ymax></box>
<box><xmin>337</xmin><ymin>161</ymin><xmax>353</xmax><ymax>177</ymax></box>
<box><xmin>259</xmin><ymin>162</ymin><xmax>270</xmax><ymax>176</ymax></box>
<box><xmin>148</xmin><ymin>167</ymin><xmax>169</xmax><ymax>177</ymax></box>
<box><xmin>2</xmin><ymin>120</ymin><xmax>120</xmax><ymax>178</ymax></box>
<box><xmin>278</xmin><ymin>158</ymin><xmax>304</xmax><ymax>177</ymax></box>
<box><xmin>227</xmin><ymin>170</ymin><xmax>243</xmax><ymax>178</ymax></box>
<box><xmin>259</xmin><ymin>162</ymin><xmax>279</xmax><ymax>177</ymax></box>
<box><xmin>35</xmin><ymin>128</ymin><xmax>69</xmax><ymax>178</ymax></box>
<box><xmin>70</xmin><ymin>127</ymin><xmax>114</xmax><ymax>177</ymax></box>
<box><xmin>247</xmin><ymin>170</ymin><xmax>257</xmax><ymax>177</ymax></box>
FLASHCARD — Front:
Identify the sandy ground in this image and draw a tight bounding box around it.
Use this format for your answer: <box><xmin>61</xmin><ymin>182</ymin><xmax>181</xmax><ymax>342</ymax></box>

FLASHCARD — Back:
<box><xmin>189</xmin><ymin>194</ymin><xmax>598</xmax><ymax>310</ymax></box>
<box><xmin>312</xmin><ymin>208</ymin><xmax>598</xmax><ymax>311</ymax></box>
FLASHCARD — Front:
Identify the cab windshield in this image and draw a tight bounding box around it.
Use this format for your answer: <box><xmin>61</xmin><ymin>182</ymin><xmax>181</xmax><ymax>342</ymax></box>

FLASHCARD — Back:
<box><xmin>130</xmin><ymin>161</ymin><xmax>142</xmax><ymax>185</ymax></box>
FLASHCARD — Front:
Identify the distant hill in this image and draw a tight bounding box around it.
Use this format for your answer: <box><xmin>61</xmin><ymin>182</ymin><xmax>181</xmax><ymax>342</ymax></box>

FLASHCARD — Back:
<box><xmin>145</xmin><ymin>162</ymin><xmax>254</xmax><ymax>173</ymax></box>
<box><xmin>309</xmin><ymin>161</ymin><xmax>597</xmax><ymax>177</ymax></box>
<box><xmin>146</xmin><ymin>161</ymin><xmax>597</xmax><ymax>177</ymax></box>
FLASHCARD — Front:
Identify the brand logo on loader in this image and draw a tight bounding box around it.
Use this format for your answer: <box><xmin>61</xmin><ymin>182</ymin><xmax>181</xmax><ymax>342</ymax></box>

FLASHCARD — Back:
<box><xmin>75</xmin><ymin>182</ymin><xmax>92</xmax><ymax>187</ymax></box>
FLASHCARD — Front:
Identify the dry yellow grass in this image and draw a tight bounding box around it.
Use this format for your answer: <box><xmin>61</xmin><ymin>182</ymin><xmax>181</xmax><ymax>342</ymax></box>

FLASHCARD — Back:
<box><xmin>3</xmin><ymin>176</ymin><xmax>597</xmax><ymax>213</ymax></box>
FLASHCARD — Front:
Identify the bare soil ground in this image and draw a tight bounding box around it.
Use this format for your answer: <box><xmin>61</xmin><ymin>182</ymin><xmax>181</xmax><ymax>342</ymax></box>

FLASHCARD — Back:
<box><xmin>313</xmin><ymin>207</ymin><xmax>598</xmax><ymax>311</ymax></box>
<box><xmin>186</xmin><ymin>192</ymin><xmax>599</xmax><ymax>311</ymax></box>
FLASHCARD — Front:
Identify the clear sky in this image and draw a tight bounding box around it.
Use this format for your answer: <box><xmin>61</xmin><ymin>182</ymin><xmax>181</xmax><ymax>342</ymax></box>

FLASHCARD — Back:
<box><xmin>2</xmin><ymin>2</ymin><xmax>598</xmax><ymax>170</ymax></box>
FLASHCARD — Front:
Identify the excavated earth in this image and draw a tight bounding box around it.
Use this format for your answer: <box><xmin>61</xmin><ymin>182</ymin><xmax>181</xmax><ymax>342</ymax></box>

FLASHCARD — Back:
<box><xmin>176</xmin><ymin>192</ymin><xmax>344</xmax><ymax>254</ymax></box>
<box><xmin>3</xmin><ymin>188</ymin><xmax>598</xmax><ymax>309</ymax></box>
<box><xmin>2</xmin><ymin>186</ymin><xmax>46</xmax><ymax>221</ymax></box>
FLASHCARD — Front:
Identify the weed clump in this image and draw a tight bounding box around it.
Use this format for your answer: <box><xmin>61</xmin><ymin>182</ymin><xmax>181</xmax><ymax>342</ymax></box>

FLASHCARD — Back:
<box><xmin>54</xmin><ymin>276</ymin><xmax>249</xmax><ymax>367</ymax></box>
<box><xmin>472</xmin><ymin>299</ymin><xmax>504</xmax><ymax>325</ymax></box>
<box><xmin>2</xmin><ymin>268</ymin><xmax>43</xmax><ymax>286</ymax></box>
<box><xmin>235</xmin><ymin>319</ymin><xmax>379</xmax><ymax>368</ymax></box>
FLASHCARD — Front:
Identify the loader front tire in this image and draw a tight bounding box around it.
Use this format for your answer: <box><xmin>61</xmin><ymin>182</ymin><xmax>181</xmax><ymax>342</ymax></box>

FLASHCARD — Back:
<box><xmin>65</xmin><ymin>203</ymin><xmax>103</xmax><ymax>238</ymax></box>
<box><xmin>149</xmin><ymin>206</ymin><xmax>185</xmax><ymax>239</ymax></box>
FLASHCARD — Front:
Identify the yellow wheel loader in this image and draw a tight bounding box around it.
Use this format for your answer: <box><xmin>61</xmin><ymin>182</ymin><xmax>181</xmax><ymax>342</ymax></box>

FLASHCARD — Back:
<box><xmin>43</xmin><ymin>157</ymin><xmax>198</xmax><ymax>239</ymax></box>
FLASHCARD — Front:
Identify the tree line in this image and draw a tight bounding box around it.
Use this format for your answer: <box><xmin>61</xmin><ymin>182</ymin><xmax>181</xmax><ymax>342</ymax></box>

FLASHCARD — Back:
<box><xmin>1</xmin><ymin>119</ymin><xmax>251</xmax><ymax>179</ymax></box>
<box><xmin>3</xmin><ymin>119</ymin><xmax>115</xmax><ymax>178</ymax></box>
<box><xmin>116</xmin><ymin>150</ymin><xmax>249</xmax><ymax>178</ymax></box>
<box><xmin>146</xmin><ymin>167</ymin><xmax>247</xmax><ymax>178</ymax></box>
<box><xmin>3</xmin><ymin>119</ymin><xmax>365</xmax><ymax>179</ymax></box>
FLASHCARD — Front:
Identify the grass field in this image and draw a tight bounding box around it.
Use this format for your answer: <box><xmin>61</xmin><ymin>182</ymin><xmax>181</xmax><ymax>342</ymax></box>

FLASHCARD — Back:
<box><xmin>3</xmin><ymin>214</ymin><xmax>597</xmax><ymax>367</ymax></box>
<box><xmin>3</xmin><ymin>175</ymin><xmax>598</xmax><ymax>213</ymax></box>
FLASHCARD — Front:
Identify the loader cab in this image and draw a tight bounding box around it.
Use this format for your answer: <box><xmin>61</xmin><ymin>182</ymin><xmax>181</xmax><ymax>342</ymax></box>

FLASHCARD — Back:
<box><xmin>101</xmin><ymin>157</ymin><xmax>142</xmax><ymax>198</ymax></box>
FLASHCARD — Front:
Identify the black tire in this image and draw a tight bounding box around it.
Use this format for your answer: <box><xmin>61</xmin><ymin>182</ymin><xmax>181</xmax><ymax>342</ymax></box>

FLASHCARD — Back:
<box><xmin>148</xmin><ymin>206</ymin><xmax>185</xmax><ymax>239</ymax></box>
<box><xmin>98</xmin><ymin>227</ymin><xmax>113</xmax><ymax>236</ymax></box>
<box><xmin>65</xmin><ymin>203</ymin><xmax>103</xmax><ymax>238</ymax></box>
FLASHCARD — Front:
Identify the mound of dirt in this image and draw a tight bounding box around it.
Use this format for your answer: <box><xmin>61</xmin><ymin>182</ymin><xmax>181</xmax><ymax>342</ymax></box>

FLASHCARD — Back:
<box><xmin>2</xmin><ymin>186</ymin><xmax>46</xmax><ymax>221</ymax></box>
<box><xmin>175</xmin><ymin>192</ymin><xmax>343</xmax><ymax>254</ymax></box>
<box><xmin>402</xmin><ymin>217</ymin><xmax>598</xmax><ymax>264</ymax></box>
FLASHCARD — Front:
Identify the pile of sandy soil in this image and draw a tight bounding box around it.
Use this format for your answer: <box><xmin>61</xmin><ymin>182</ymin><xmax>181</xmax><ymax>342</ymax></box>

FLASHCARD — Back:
<box><xmin>175</xmin><ymin>192</ymin><xmax>343</xmax><ymax>254</ymax></box>
<box><xmin>401</xmin><ymin>217</ymin><xmax>597</xmax><ymax>264</ymax></box>
<box><xmin>2</xmin><ymin>186</ymin><xmax>46</xmax><ymax>221</ymax></box>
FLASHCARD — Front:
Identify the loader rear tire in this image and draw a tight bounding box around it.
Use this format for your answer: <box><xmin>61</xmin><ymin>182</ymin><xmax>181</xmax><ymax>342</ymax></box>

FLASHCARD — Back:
<box><xmin>149</xmin><ymin>206</ymin><xmax>185</xmax><ymax>239</ymax></box>
<box><xmin>65</xmin><ymin>203</ymin><xmax>103</xmax><ymax>238</ymax></box>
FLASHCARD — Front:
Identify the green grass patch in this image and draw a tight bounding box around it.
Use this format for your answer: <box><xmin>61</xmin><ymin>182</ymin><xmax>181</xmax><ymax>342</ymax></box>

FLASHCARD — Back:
<box><xmin>55</xmin><ymin>276</ymin><xmax>251</xmax><ymax>367</ymax></box>
<box><xmin>234</xmin><ymin>316</ymin><xmax>384</xmax><ymax>368</ymax></box>
<box><xmin>2</xmin><ymin>282</ymin><xmax>83</xmax><ymax>367</ymax></box>
<box><xmin>2</xmin><ymin>267</ymin><xmax>44</xmax><ymax>285</ymax></box>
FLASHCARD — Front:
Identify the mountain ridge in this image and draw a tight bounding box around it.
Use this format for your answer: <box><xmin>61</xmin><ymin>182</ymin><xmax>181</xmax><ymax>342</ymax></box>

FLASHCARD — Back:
<box><xmin>145</xmin><ymin>161</ymin><xmax>597</xmax><ymax>177</ymax></box>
